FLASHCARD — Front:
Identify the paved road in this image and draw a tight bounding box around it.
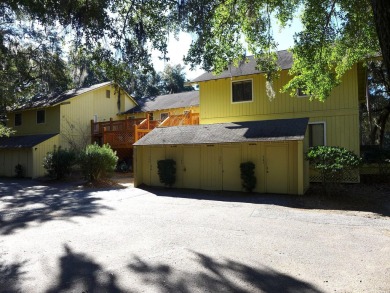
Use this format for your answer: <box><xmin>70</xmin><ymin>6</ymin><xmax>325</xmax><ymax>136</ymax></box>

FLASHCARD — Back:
<box><xmin>1</xmin><ymin>179</ymin><xmax>389</xmax><ymax>292</ymax></box>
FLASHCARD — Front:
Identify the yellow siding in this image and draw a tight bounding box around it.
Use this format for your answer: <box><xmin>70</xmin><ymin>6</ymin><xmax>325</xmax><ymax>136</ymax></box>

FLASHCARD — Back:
<box><xmin>59</xmin><ymin>84</ymin><xmax>136</xmax><ymax>149</ymax></box>
<box><xmin>198</xmin><ymin>65</ymin><xmax>360</xmax><ymax>154</ymax></box>
<box><xmin>32</xmin><ymin>134</ymin><xmax>59</xmax><ymax>178</ymax></box>
<box><xmin>134</xmin><ymin>140</ymin><xmax>306</xmax><ymax>195</ymax></box>
<box><xmin>8</xmin><ymin>106</ymin><xmax>60</xmax><ymax>135</ymax></box>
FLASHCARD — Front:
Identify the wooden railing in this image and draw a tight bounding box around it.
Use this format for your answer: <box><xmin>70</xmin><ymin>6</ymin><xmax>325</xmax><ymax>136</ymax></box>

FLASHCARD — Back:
<box><xmin>91</xmin><ymin>113</ymin><xmax>200</xmax><ymax>148</ymax></box>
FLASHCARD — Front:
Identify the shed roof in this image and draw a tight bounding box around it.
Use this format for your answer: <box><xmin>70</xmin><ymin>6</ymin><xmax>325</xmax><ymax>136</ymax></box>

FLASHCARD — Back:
<box><xmin>0</xmin><ymin>133</ymin><xmax>58</xmax><ymax>149</ymax></box>
<box><xmin>191</xmin><ymin>50</ymin><xmax>293</xmax><ymax>83</ymax></box>
<box><xmin>134</xmin><ymin>118</ymin><xmax>308</xmax><ymax>146</ymax></box>
<box><xmin>126</xmin><ymin>91</ymin><xmax>199</xmax><ymax>114</ymax></box>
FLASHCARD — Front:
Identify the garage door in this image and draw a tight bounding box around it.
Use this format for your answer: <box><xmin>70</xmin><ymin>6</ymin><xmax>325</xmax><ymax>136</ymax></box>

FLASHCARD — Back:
<box><xmin>265</xmin><ymin>144</ymin><xmax>289</xmax><ymax>194</ymax></box>
<box><xmin>182</xmin><ymin>146</ymin><xmax>201</xmax><ymax>189</ymax></box>
<box><xmin>222</xmin><ymin>145</ymin><xmax>241</xmax><ymax>191</ymax></box>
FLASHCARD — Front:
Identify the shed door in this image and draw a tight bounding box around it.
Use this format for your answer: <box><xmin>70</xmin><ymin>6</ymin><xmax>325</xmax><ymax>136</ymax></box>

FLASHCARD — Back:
<box><xmin>222</xmin><ymin>145</ymin><xmax>241</xmax><ymax>191</ymax></box>
<box><xmin>150</xmin><ymin>147</ymin><xmax>165</xmax><ymax>186</ymax></box>
<box><xmin>265</xmin><ymin>144</ymin><xmax>289</xmax><ymax>194</ymax></box>
<box><xmin>182</xmin><ymin>146</ymin><xmax>201</xmax><ymax>189</ymax></box>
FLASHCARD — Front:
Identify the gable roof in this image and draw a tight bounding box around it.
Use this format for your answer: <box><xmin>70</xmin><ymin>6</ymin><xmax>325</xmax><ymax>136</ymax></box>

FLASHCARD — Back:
<box><xmin>125</xmin><ymin>91</ymin><xmax>199</xmax><ymax>114</ymax></box>
<box><xmin>134</xmin><ymin>117</ymin><xmax>308</xmax><ymax>146</ymax></box>
<box><xmin>191</xmin><ymin>50</ymin><xmax>293</xmax><ymax>83</ymax></box>
<box><xmin>0</xmin><ymin>133</ymin><xmax>58</xmax><ymax>149</ymax></box>
<box><xmin>9</xmin><ymin>82</ymin><xmax>137</xmax><ymax>112</ymax></box>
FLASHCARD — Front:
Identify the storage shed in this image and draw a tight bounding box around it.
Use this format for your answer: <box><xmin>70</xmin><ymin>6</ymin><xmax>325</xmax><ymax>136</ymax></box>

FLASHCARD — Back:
<box><xmin>0</xmin><ymin>134</ymin><xmax>59</xmax><ymax>178</ymax></box>
<box><xmin>134</xmin><ymin>118</ymin><xmax>309</xmax><ymax>195</ymax></box>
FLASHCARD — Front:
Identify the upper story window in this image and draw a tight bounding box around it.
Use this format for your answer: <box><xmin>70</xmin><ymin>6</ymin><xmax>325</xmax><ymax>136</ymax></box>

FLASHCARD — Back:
<box><xmin>148</xmin><ymin>113</ymin><xmax>154</xmax><ymax>121</ymax></box>
<box><xmin>308</xmin><ymin>122</ymin><xmax>326</xmax><ymax>147</ymax></box>
<box><xmin>297</xmin><ymin>86</ymin><xmax>311</xmax><ymax>98</ymax></box>
<box><xmin>232</xmin><ymin>80</ymin><xmax>253</xmax><ymax>103</ymax></box>
<box><xmin>37</xmin><ymin>110</ymin><xmax>45</xmax><ymax>124</ymax></box>
<box><xmin>15</xmin><ymin>113</ymin><xmax>22</xmax><ymax>126</ymax></box>
<box><xmin>106</xmin><ymin>90</ymin><xmax>110</xmax><ymax>98</ymax></box>
<box><xmin>160</xmin><ymin>112</ymin><xmax>169</xmax><ymax>121</ymax></box>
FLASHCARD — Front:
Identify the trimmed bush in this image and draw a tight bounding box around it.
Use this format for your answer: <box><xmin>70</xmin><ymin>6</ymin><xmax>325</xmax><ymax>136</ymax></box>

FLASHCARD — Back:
<box><xmin>157</xmin><ymin>159</ymin><xmax>176</xmax><ymax>187</ymax></box>
<box><xmin>14</xmin><ymin>164</ymin><xmax>24</xmax><ymax>178</ymax></box>
<box><xmin>43</xmin><ymin>148</ymin><xmax>76</xmax><ymax>179</ymax></box>
<box><xmin>306</xmin><ymin>146</ymin><xmax>361</xmax><ymax>193</ymax></box>
<box><xmin>79</xmin><ymin>143</ymin><xmax>118</xmax><ymax>181</ymax></box>
<box><xmin>240</xmin><ymin>161</ymin><xmax>256</xmax><ymax>192</ymax></box>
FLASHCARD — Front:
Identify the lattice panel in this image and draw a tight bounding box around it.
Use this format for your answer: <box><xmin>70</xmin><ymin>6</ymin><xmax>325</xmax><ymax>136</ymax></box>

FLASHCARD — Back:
<box><xmin>309</xmin><ymin>169</ymin><xmax>360</xmax><ymax>183</ymax></box>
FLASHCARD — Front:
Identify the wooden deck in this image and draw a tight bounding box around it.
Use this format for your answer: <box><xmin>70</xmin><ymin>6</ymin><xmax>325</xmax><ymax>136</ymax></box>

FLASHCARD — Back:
<box><xmin>91</xmin><ymin>113</ymin><xmax>199</xmax><ymax>149</ymax></box>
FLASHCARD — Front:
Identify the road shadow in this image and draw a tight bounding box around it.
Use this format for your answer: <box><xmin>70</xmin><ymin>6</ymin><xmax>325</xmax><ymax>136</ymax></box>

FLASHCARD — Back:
<box><xmin>0</xmin><ymin>259</ymin><xmax>26</xmax><ymax>293</ymax></box>
<box><xmin>127</xmin><ymin>251</ymin><xmax>323</xmax><ymax>293</ymax></box>
<box><xmin>46</xmin><ymin>245</ymin><xmax>129</xmax><ymax>293</ymax></box>
<box><xmin>0</xmin><ymin>179</ymin><xmax>113</xmax><ymax>235</ymax></box>
<box><xmin>139</xmin><ymin>183</ymin><xmax>390</xmax><ymax>217</ymax></box>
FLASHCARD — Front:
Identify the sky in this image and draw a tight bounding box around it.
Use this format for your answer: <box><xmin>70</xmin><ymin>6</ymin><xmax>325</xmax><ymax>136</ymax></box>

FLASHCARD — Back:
<box><xmin>152</xmin><ymin>16</ymin><xmax>303</xmax><ymax>80</ymax></box>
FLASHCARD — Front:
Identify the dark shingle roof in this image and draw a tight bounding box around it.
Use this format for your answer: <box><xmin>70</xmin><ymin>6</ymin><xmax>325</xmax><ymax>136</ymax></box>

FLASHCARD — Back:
<box><xmin>9</xmin><ymin>82</ymin><xmax>112</xmax><ymax>112</ymax></box>
<box><xmin>191</xmin><ymin>50</ymin><xmax>293</xmax><ymax>83</ymax></box>
<box><xmin>134</xmin><ymin>118</ymin><xmax>308</xmax><ymax>146</ymax></box>
<box><xmin>126</xmin><ymin>91</ymin><xmax>199</xmax><ymax>114</ymax></box>
<box><xmin>0</xmin><ymin>134</ymin><xmax>58</xmax><ymax>149</ymax></box>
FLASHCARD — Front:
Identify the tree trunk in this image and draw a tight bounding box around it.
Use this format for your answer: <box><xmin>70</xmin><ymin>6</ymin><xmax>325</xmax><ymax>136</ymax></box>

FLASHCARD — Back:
<box><xmin>370</xmin><ymin>0</ymin><xmax>390</xmax><ymax>85</ymax></box>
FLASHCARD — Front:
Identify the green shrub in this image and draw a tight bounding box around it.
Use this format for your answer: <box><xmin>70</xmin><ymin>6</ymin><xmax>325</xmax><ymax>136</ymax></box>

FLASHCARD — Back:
<box><xmin>43</xmin><ymin>148</ymin><xmax>76</xmax><ymax>179</ymax></box>
<box><xmin>14</xmin><ymin>164</ymin><xmax>24</xmax><ymax>178</ymax></box>
<box><xmin>157</xmin><ymin>159</ymin><xmax>176</xmax><ymax>187</ymax></box>
<box><xmin>306</xmin><ymin>146</ymin><xmax>361</xmax><ymax>193</ymax></box>
<box><xmin>79</xmin><ymin>143</ymin><xmax>118</xmax><ymax>181</ymax></box>
<box><xmin>240</xmin><ymin>161</ymin><xmax>256</xmax><ymax>192</ymax></box>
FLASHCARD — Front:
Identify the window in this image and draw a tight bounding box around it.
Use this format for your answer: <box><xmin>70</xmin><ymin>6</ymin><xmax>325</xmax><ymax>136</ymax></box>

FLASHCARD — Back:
<box><xmin>308</xmin><ymin>122</ymin><xmax>326</xmax><ymax>147</ymax></box>
<box><xmin>148</xmin><ymin>113</ymin><xmax>154</xmax><ymax>120</ymax></box>
<box><xmin>160</xmin><ymin>112</ymin><xmax>169</xmax><ymax>121</ymax></box>
<box><xmin>37</xmin><ymin>110</ymin><xmax>45</xmax><ymax>124</ymax></box>
<box><xmin>297</xmin><ymin>86</ymin><xmax>311</xmax><ymax>98</ymax></box>
<box><xmin>106</xmin><ymin>90</ymin><xmax>110</xmax><ymax>98</ymax></box>
<box><xmin>15</xmin><ymin>113</ymin><xmax>22</xmax><ymax>126</ymax></box>
<box><xmin>232</xmin><ymin>80</ymin><xmax>253</xmax><ymax>103</ymax></box>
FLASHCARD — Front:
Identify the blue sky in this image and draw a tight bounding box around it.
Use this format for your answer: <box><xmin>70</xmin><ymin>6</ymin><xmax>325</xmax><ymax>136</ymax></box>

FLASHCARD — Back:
<box><xmin>152</xmin><ymin>16</ymin><xmax>303</xmax><ymax>80</ymax></box>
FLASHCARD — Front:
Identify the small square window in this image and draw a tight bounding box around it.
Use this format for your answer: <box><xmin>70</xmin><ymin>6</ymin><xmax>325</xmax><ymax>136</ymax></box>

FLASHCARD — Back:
<box><xmin>232</xmin><ymin>80</ymin><xmax>252</xmax><ymax>103</ymax></box>
<box><xmin>37</xmin><ymin>110</ymin><xmax>45</xmax><ymax>124</ymax></box>
<box><xmin>308</xmin><ymin>123</ymin><xmax>325</xmax><ymax>147</ymax></box>
<box><xmin>160</xmin><ymin>113</ymin><xmax>169</xmax><ymax>121</ymax></box>
<box><xmin>106</xmin><ymin>90</ymin><xmax>110</xmax><ymax>98</ymax></box>
<box><xmin>297</xmin><ymin>87</ymin><xmax>310</xmax><ymax>97</ymax></box>
<box><xmin>15</xmin><ymin>113</ymin><xmax>22</xmax><ymax>126</ymax></box>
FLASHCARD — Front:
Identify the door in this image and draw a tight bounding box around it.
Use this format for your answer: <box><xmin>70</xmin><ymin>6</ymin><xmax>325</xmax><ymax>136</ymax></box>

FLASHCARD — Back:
<box><xmin>222</xmin><ymin>145</ymin><xmax>241</xmax><ymax>191</ymax></box>
<box><xmin>150</xmin><ymin>147</ymin><xmax>166</xmax><ymax>186</ymax></box>
<box><xmin>182</xmin><ymin>146</ymin><xmax>201</xmax><ymax>189</ymax></box>
<box><xmin>265</xmin><ymin>144</ymin><xmax>289</xmax><ymax>194</ymax></box>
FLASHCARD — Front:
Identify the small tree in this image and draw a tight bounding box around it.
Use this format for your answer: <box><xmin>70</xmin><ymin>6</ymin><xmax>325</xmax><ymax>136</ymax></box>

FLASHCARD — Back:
<box><xmin>43</xmin><ymin>148</ymin><xmax>76</xmax><ymax>179</ymax></box>
<box><xmin>306</xmin><ymin>146</ymin><xmax>361</xmax><ymax>194</ymax></box>
<box><xmin>157</xmin><ymin>159</ymin><xmax>176</xmax><ymax>187</ymax></box>
<box><xmin>79</xmin><ymin>143</ymin><xmax>118</xmax><ymax>181</ymax></box>
<box><xmin>240</xmin><ymin>161</ymin><xmax>256</xmax><ymax>192</ymax></box>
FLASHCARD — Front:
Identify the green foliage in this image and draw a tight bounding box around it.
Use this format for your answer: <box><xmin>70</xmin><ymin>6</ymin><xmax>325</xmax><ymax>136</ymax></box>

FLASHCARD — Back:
<box><xmin>14</xmin><ymin>164</ymin><xmax>24</xmax><ymax>178</ymax></box>
<box><xmin>79</xmin><ymin>143</ymin><xmax>118</xmax><ymax>182</ymax></box>
<box><xmin>43</xmin><ymin>148</ymin><xmax>77</xmax><ymax>180</ymax></box>
<box><xmin>157</xmin><ymin>159</ymin><xmax>176</xmax><ymax>187</ymax></box>
<box><xmin>306</xmin><ymin>146</ymin><xmax>361</xmax><ymax>191</ymax></box>
<box><xmin>240</xmin><ymin>162</ymin><xmax>256</xmax><ymax>192</ymax></box>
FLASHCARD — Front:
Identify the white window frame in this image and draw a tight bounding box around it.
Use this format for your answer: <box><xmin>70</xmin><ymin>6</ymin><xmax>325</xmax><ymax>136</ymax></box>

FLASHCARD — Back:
<box><xmin>231</xmin><ymin>79</ymin><xmax>253</xmax><ymax>104</ymax></box>
<box><xmin>36</xmin><ymin>109</ymin><xmax>46</xmax><ymax>124</ymax></box>
<box><xmin>308</xmin><ymin>121</ymin><xmax>326</xmax><ymax>147</ymax></box>
<box><xmin>296</xmin><ymin>88</ymin><xmax>310</xmax><ymax>98</ymax></box>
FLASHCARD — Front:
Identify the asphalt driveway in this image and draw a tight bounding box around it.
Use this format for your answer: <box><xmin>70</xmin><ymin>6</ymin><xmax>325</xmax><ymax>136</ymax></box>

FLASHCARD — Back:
<box><xmin>0</xmin><ymin>179</ymin><xmax>389</xmax><ymax>292</ymax></box>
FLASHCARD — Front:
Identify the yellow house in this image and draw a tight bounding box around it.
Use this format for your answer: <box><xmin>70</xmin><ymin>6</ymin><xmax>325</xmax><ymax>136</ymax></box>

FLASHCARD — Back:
<box><xmin>123</xmin><ymin>91</ymin><xmax>199</xmax><ymax>123</ymax></box>
<box><xmin>134</xmin><ymin>51</ymin><xmax>365</xmax><ymax>194</ymax></box>
<box><xmin>1</xmin><ymin>82</ymin><xmax>137</xmax><ymax>178</ymax></box>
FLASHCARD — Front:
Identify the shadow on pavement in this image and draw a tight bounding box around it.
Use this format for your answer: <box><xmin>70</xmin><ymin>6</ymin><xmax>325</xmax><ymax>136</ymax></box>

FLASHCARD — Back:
<box><xmin>0</xmin><ymin>179</ymin><xmax>113</xmax><ymax>235</ymax></box>
<box><xmin>127</xmin><ymin>251</ymin><xmax>323</xmax><ymax>293</ymax></box>
<box><xmin>140</xmin><ymin>183</ymin><xmax>390</xmax><ymax>217</ymax></box>
<box><xmin>46</xmin><ymin>245</ymin><xmax>129</xmax><ymax>293</ymax></box>
<box><xmin>0</xmin><ymin>259</ymin><xmax>26</xmax><ymax>293</ymax></box>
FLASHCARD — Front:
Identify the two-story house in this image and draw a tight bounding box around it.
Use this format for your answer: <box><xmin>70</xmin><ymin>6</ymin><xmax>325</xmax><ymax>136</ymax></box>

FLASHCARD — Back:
<box><xmin>0</xmin><ymin>82</ymin><xmax>137</xmax><ymax>178</ymax></box>
<box><xmin>133</xmin><ymin>50</ymin><xmax>365</xmax><ymax>194</ymax></box>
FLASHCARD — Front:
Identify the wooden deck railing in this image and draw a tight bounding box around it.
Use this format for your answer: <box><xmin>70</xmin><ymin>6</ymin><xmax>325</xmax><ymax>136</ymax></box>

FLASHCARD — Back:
<box><xmin>91</xmin><ymin>113</ymin><xmax>200</xmax><ymax>148</ymax></box>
